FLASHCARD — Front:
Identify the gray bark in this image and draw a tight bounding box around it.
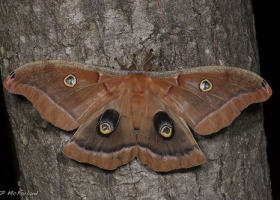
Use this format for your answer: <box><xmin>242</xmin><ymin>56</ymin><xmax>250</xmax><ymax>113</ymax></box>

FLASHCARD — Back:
<box><xmin>0</xmin><ymin>0</ymin><xmax>271</xmax><ymax>199</ymax></box>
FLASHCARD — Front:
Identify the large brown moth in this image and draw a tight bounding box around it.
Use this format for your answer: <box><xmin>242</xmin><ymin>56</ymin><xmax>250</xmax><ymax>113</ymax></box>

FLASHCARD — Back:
<box><xmin>3</xmin><ymin>50</ymin><xmax>272</xmax><ymax>172</ymax></box>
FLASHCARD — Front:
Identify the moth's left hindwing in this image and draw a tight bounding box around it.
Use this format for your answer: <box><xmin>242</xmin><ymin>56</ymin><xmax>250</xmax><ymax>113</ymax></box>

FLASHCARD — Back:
<box><xmin>63</xmin><ymin>91</ymin><xmax>138</xmax><ymax>170</ymax></box>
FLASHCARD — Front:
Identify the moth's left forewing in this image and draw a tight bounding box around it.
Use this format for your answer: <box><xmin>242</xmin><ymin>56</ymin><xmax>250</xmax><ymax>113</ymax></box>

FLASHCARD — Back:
<box><xmin>4</xmin><ymin>60</ymin><xmax>125</xmax><ymax>131</ymax></box>
<box><xmin>151</xmin><ymin>66</ymin><xmax>272</xmax><ymax>135</ymax></box>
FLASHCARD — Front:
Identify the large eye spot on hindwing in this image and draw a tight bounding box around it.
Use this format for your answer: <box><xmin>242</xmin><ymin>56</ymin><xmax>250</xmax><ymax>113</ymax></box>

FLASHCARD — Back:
<box><xmin>153</xmin><ymin>111</ymin><xmax>174</xmax><ymax>139</ymax></box>
<box><xmin>97</xmin><ymin>109</ymin><xmax>120</xmax><ymax>136</ymax></box>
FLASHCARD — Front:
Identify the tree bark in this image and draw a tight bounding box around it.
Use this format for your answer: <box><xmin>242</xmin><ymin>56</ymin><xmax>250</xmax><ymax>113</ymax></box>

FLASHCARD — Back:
<box><xmin>0</xmin><ymin>0</ymin><xmax>272</xmax><ymax>199</ymax></box>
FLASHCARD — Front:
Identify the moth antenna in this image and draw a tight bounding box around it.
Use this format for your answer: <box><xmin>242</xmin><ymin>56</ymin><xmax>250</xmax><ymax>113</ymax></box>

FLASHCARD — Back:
<box><xmin>143</xmin><ymin>49</ymin><xmax>153</xmax><ymax>71</ymax></box>
<box><xmin>128</xmin><ymin>53</ymin><xmax>137</xmax><ymax>71</ymax></box>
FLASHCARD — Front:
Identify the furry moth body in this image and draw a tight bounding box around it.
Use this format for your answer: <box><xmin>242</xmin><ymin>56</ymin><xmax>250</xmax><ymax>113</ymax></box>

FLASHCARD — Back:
<box><xmin>4</xmin><ymin>60</ymin><xmax>272</xmax><ymax>172</ymax></box>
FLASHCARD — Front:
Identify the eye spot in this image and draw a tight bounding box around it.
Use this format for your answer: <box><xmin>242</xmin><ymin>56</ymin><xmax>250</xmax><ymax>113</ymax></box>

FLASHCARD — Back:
<box><xmin>160</xmin><ymin>125</ymin><xmax>172</xmax><ymax>138</ymax></box>
<box><xmin>199</xmin><ymin>79</ymin><xmax>212</xmax><ymax>92</ymax></box>
<box><xmin>153</xmin><ymin>111</ymin><xmax>174</xmax><ymax>139</ymax></box>
<box><xmin>97</xmin><ymin>109</ymin><xmax>120</xmax><ymax>136</ymax></box>
<box><xmin>99</xmin><ymin>122</ymin><xmax>112</xmax><ymax>135</ymax></box>
<box><xmin>9</xmin><ymin>71</ymin><xmax>16</xmax><ymax>79</ymax></box>
<box><xmin>64</xmin><ymin>74</ymin><xmax>76</xmax><ymax>87</ymax></box>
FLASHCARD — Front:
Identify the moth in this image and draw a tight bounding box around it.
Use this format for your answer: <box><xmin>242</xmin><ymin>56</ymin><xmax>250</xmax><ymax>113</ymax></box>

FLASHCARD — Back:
<box><xmin>4</xmin><ymin>50</ymin><xmax>272</xmax><ymax>172</ymax></box>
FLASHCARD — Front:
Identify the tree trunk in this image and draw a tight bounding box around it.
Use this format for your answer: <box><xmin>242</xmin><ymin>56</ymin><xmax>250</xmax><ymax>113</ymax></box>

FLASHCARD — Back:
<box><xmin>0</xmin><ymin>0</ymin><xmax>272</xmax><ymax>199</ymax></box>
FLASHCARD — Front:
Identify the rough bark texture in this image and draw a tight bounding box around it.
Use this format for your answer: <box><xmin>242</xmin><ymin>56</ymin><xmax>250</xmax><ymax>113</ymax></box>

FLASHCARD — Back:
<box><xmin>0</xmin><ymin>0</ymin><xmax>272</xmax><ymax>199</ymax></box>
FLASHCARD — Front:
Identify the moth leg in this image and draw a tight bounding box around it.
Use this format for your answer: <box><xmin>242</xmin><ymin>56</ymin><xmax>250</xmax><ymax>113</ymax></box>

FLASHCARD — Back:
<box><xmin>114</xmin><ymin>57</ymin><xmax>127</xmax><ymax>70</ymax></box>
<box><xmin>143</xmin><ymin>49</ymin><xmax>153</xmax><ymax>71</ymax></box>
<box><xmin>128</xmin><ymin>53</ymin><xmax>137</xmax><ymax>71</ymax></box>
